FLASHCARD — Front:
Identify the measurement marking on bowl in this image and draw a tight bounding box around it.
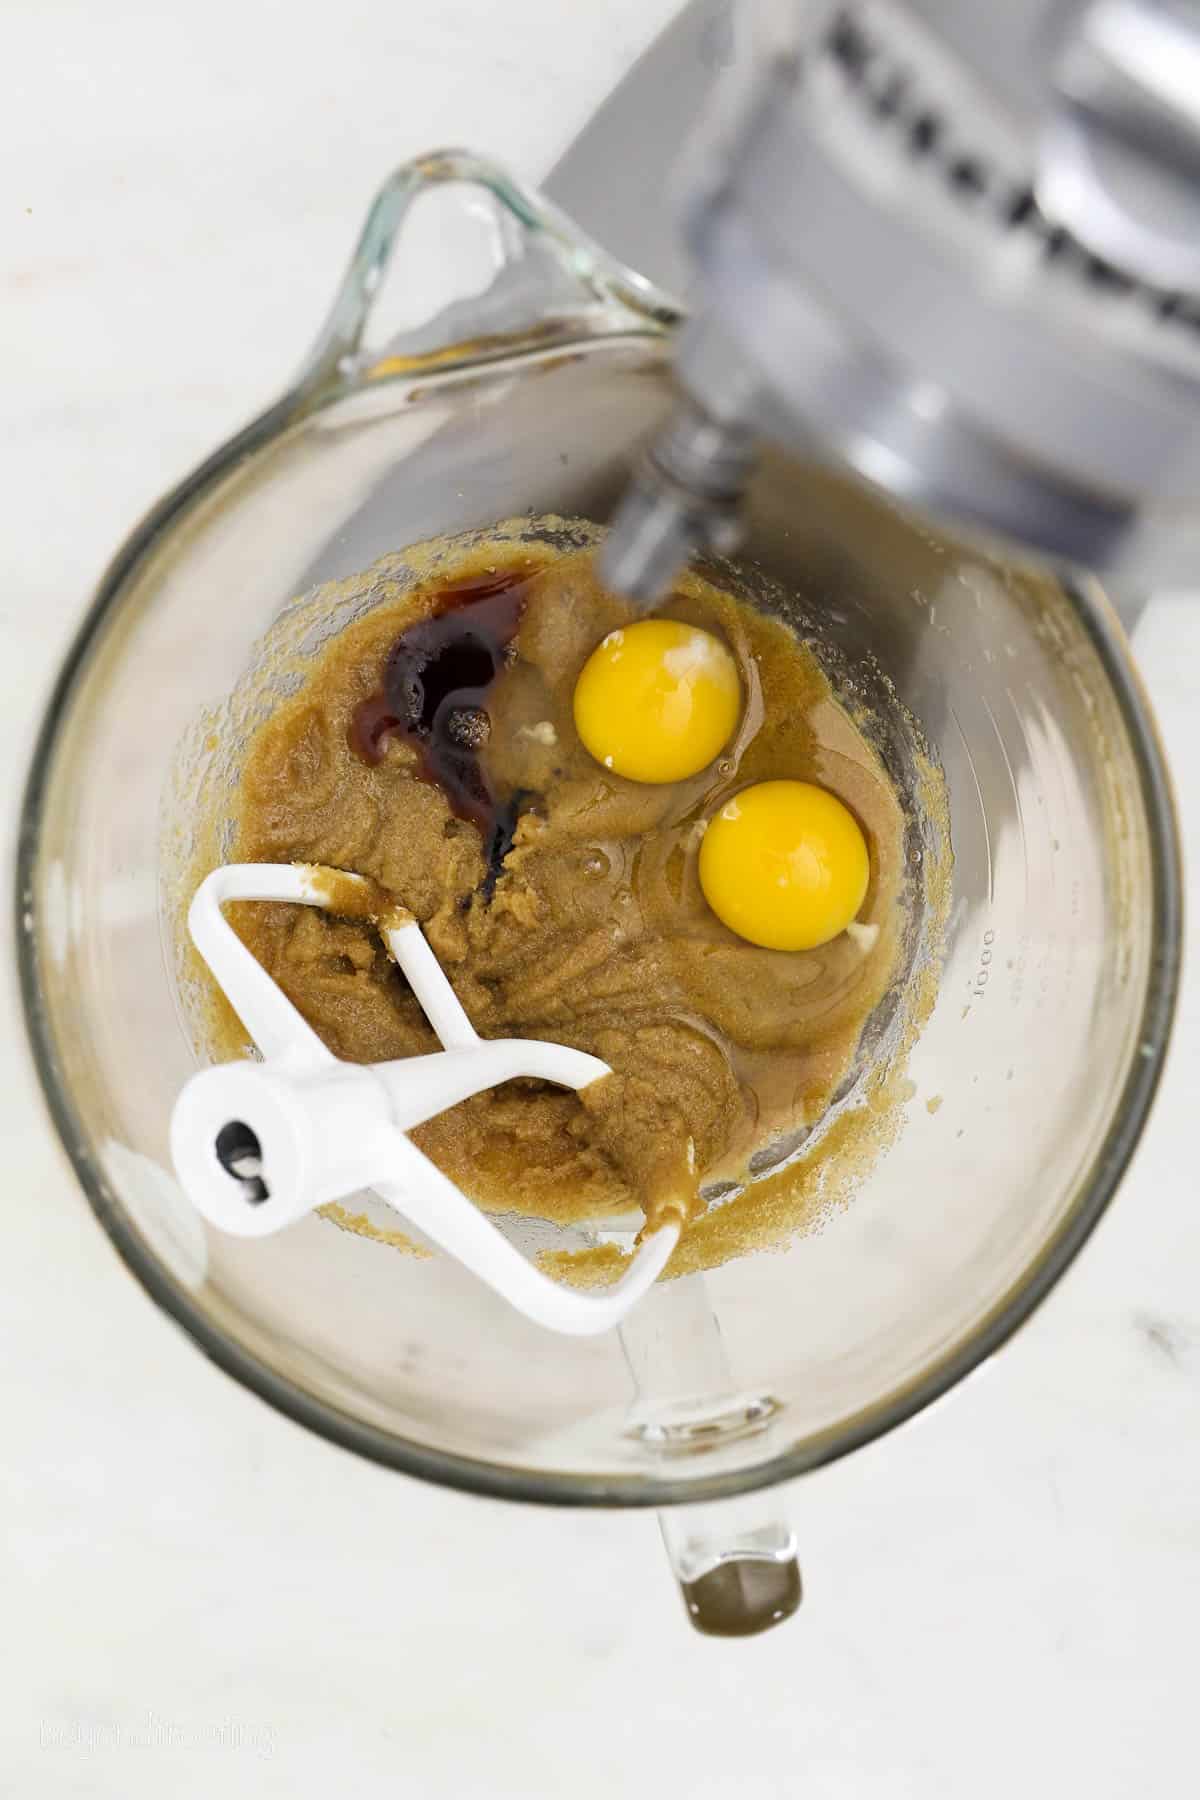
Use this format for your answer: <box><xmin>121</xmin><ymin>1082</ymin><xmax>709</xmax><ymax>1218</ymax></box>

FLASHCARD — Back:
<box><xmin>969</xmin><ymin>928</ymin><xmax>997</xmax><ymax>1001</ymax></box>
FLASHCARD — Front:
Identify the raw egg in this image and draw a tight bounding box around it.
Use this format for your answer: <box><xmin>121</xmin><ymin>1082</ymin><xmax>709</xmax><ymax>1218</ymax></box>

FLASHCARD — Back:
<box><xmin>699</xmin><ymin>779</ymin><xmax>870</xmax><ymax>951</ymax></box>
<box><xmin>573</xmin><ymin>619</ymin><xmax>741</xmax><ymax>783</ymax></box>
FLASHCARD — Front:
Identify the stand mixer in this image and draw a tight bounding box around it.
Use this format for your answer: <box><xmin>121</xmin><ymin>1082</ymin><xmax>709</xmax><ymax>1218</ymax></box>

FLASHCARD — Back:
<box><xmin>557</xmin><ymin>0</ymin><xmax>1200</xmax><ymax>612</ymax></box>
<box><xmin>15</xmin><ymin>2</ymin><xmax>1183</xmax><ymax>1645</ymax></box>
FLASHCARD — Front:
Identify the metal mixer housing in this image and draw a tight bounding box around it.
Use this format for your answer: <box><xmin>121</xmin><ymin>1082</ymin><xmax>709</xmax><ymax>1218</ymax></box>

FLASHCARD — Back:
<box><xmin>601</xmin><ymin>0</ymin><xmax>1200</xmax><ymax>602</ymax></box>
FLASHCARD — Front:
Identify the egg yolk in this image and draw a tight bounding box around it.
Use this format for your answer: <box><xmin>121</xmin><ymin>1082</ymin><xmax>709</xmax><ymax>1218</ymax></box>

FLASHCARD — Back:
<box><xmin>573</xmin><ymin>620</ymin><xmax>741</xmax><ymax>784</ymax></box>
<box><xmin>699</xmin><ymin>779</ymin><xmax>870</xmax><ymax>951</ymax></box>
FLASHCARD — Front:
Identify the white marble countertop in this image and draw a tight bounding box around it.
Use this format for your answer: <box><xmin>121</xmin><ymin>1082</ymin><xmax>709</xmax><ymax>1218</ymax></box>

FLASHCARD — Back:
<box><xmin>2</xmin><ymin>3</ymin><xmax>1198</xmax><ymax>1794</ymax></box>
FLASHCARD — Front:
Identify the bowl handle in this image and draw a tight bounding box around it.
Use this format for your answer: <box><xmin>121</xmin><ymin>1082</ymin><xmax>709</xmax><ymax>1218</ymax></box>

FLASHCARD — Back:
<box><xmin>292</xmin><ymin>147</ymin><xmax>682</xmax><ymax>404</ymax></box>
<box><xmin>620</xmin><ymin>1274</ymin><xmax>802</xmax><ymax>1637</ymax></box>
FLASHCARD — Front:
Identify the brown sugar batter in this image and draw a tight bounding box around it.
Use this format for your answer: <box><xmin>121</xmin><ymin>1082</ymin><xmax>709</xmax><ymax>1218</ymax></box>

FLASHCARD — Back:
<box><xmin>211</xmin><ymin>537</ymin><xmax>910</xmax><ymax>1251</ymax></box>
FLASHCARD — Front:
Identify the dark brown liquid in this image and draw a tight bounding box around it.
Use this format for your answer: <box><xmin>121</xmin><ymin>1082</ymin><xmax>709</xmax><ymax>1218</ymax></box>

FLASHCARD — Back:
<box><xmin>680</xmin><ymin>1557</ymin><xmax>802</xmax><ymax>1638</ymax></box>
<box><xmin>349</xmin><ymin>569</ymin><xmax>533</xmax><ymax>879</ymax></box>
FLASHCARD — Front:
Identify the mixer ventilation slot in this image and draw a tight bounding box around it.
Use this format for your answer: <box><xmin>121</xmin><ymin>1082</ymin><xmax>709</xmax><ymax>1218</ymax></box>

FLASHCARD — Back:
<box><xmin>824</xmin><ymin>8</ymin><xmax>1200</xmax><ymax>336</ymax></box>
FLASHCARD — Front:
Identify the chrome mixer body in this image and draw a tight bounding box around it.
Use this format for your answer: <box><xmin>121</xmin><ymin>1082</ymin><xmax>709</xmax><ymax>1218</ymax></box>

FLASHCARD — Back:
<box><xmin>598</xmin><ymin>0</ymin><xmax>1200</xmax><ymax>607</ymax></box>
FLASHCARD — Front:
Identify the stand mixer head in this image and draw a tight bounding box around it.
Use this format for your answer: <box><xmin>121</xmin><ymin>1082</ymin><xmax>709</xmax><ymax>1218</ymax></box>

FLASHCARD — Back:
<box><xmin>601</xmin><ymin>0</ymin><xmax>1200</xmax><ymax>605</ymax></box>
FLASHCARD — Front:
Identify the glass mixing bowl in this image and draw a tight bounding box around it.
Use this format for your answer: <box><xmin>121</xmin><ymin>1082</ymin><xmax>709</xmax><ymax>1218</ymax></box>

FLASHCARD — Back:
<box><xmin>17</xmin><ymin>153</ymin><xmax>1181</xmax><ymax>1635</ymax></box>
